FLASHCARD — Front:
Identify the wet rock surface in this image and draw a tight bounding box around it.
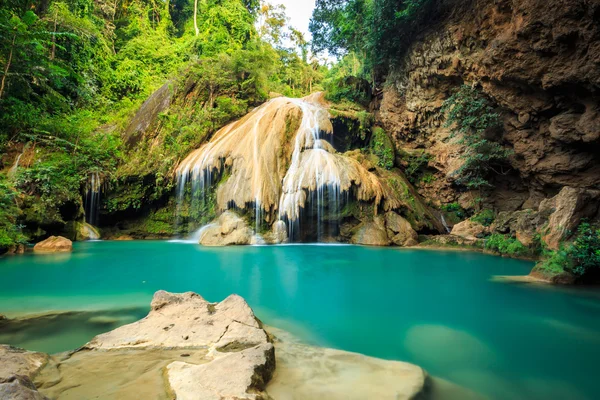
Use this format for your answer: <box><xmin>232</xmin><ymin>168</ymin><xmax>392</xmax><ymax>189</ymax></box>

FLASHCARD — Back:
<box><xmin>266</xmin><ymin>327</ymin><xmax>428</xmax><ymax>400</ymax></box>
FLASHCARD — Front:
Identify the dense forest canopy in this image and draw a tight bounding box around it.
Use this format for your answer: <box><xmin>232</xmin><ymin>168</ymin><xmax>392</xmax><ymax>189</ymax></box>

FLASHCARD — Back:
<box><xmin>0</xmin><ymin>0</ymin><xmax>326</xmax><ymax>249</ymax></box>
<box><xmin>310</xmin><ymin>0</ymin><xmax>437</xmax><ymax>79</ymax></box>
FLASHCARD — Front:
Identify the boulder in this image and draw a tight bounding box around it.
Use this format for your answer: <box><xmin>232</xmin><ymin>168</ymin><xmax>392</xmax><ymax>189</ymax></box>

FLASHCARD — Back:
<box><xmin>199</xmin><ymin>211</ymin><xmax>254</xmax><ymax>246</ymax></box>
<box><xmin>350</xmin><ymin>217</ymin><xmax>390</xmax><ymax>246</ymax></box>
<box><xmin>81</xmin><ymin>291</ymin><xmax>275</xmax><ymax>400</ymax></box>
<box><xmin>384</xmin><ymin>212</ymin><xmax>418</xmax><ymax>246</ymax></box>
<box><xmin>33</xmin><ymin>236</ymin><xmax>72</xmax><ymax>253</ymax></box>
<box><xmin>451</xmin><ymin>220</ymin><xmax>488</xmax><ymax>241</ymax></box>
<box><xmin>538</xmin><ymin>187</ymin><xmax>600</xmax><ymax>250</ymax></box>
<box><xmin>0</xmin><ymin>345</ymin><xmax>49</xmax><ymax>400</ymax></box>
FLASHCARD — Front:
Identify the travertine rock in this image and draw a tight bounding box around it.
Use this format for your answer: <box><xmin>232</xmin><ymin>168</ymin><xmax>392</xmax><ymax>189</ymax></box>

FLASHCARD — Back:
<box><xmin>33</xmin><ymin>236</ymin><xmax>72</xmax><ymax>253</ymax></box>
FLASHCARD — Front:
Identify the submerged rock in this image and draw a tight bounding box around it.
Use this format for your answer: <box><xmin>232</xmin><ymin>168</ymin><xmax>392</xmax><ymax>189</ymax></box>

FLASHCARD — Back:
<box><xmin>0</xmin><ymin>345</ymin><xmax>49</xmax><ymax>400</ymax></box>
<box><xmin>33</xmin><ymin>236</ymin><xmax>72</xmax><ymax>253</ymax></box>
<box><xmin>266</xmin><ymin>327</ymin><xmax>428</xmax><ymax>400</ymax></box>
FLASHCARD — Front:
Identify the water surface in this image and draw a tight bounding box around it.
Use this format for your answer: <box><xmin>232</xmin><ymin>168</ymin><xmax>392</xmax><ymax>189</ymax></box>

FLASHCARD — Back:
<box><xmin>1</xmin><ymin>241</ymin><xmax>599</xmax><ymax>400</ymax></box>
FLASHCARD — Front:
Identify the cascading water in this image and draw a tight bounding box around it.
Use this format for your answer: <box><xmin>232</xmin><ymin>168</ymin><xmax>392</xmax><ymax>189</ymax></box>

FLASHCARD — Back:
<box><xmin>84</xmin><ymin>172</ymin><xmax>102</xmax><ymax>226</ymax></box>
<box><xmin>8</xmin><ymin>152</ymin><xmax>24</xmax><ymax>178</ymax></box>
<box><xmin>175</xmin><ymin>93</ymin><xmax>388</xmax><ymax>242</ymax></box>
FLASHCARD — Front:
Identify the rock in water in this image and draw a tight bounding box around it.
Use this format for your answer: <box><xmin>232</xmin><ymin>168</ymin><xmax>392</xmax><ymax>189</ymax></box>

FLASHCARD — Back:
<box><xmin>69</xmin><ymin>291</ymin><xmax>274</xmax><ymax>400</ymax></box>
<box><xmin>266</xmin><ymin>327</ymin><xmax>428</xmax><ymax>400</ymax></box>
<box><xmin>0</xmin><ymin>345</ymin><xmax>49</xmax><ymax>400</ymax></box>
<box><xmin>198</xmin><ymin>211</ymin><xmax>255</xmax><ymax>246</ymax></box>
<box><xmin>33</xmin><ymin>236</ymin><xmax>72</xmax><ymax>253</ymax></box>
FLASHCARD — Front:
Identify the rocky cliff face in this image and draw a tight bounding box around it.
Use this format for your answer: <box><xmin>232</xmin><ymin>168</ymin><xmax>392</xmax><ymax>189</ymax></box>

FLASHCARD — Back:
<box><xmin>378</xmin><ymin>0</ymin><xmax>600</xmax><ymax>214</ymax></box>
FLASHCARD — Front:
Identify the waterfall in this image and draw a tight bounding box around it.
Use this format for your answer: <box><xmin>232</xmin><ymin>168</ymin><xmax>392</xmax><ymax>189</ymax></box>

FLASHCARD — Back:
<box><xmin>441</xmin><ymin>214</ymin><xmax>451</xmax><ymax>233</ymax></box>
<box><xmin>175</xmin><ymin>93</ymin><xmax>385</xmax><ymax>242</ymax></box>
<box><xmin>84</xmin><ymin>172</ymin><xmax>102</xmax><ymax>226</ymax></box>
<box><xmin>8</xmin><ymin>152</ymin><xmax>24</xmax><ymax>178</ymax></box>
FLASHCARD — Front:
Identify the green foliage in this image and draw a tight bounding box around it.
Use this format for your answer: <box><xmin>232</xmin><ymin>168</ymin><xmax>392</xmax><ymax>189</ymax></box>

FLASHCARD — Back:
<box><xmin>471</xmin><ymin>209</ymin><xmax>495</xmax><ymax>227</ymax></box>
<box><xmin>402</xmin><ymin>151</ymin><xmax>431</xmax><ymax>184</ymax></box>
<box><xmin>567</xmin><ymin>222</ymin><xmax>600</xmax><ymax>277</ymax></box>
<box><xmin>442</xmin><ymin>85</ymin><xmax>510</xmax><ymax>189</ymax></box>
<box><xmin>370</xmin><ymin>127</ymin><xmax>394</xmax><ymax>170</ymax></box>
<box><xmin>310</xmin><ymin>0</ymin><xmax>436</xmax><ymax>75</ymax></box>
<box><xmin>484</xmin><ymin>233</ymin><xmax>527</xmax><ymax>257</ymax></box>
<box><xmin>0</xmin><ymin>174</ymin><xmax>27</xmax><ymax>249</ymax></box>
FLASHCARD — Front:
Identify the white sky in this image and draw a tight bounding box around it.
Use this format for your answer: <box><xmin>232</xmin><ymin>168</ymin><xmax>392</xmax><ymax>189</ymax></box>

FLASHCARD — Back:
<box><xmin>275</xmin><ymin>0</ymin><xmax>316</xmax><ymax>40</ymax></box>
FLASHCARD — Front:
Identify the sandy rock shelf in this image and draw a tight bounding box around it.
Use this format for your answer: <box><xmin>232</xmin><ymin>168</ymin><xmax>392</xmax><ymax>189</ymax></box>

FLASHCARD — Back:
<box><xmin>0</xmin><ymin>291</ymin><xmax>430</xmax><ymax>400</ymax></box>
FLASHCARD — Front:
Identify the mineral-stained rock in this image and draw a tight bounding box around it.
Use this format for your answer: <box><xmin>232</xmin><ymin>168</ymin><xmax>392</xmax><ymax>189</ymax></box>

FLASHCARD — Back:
<box><xmin>266</xmin><ymin>327</ymin><xmax>428</xmax><ymax>400</ymax></box>
<box><xmin>385</xmin><ymin>211</ymin><xmax>418</xmax><ymax>246</ymax></box>
<box><xmin>0</xmin><ymin>345</ymin><xmax>49</xmax><ymax>400</ymax></box>
<box><xmin>199</xmin><ymin>211</ymin><xmax>255</xmax><ymax>246</ymax></box>
<box><xmin>33</xmin><ymin>236</ymin><xmax>72</xmax><ymax>253</ymax></box>
<box><xmin>350</xmin><ymin>217</ymin><xmax>390</xmax><ymax>246</ymax></box>
<box><xmin>451</xmin><ymin>220</ymin><xmax>488</xmax><ymax>242</ymax></box>
<box><xmin>539</xmin><ymin>187</ymin><xmax>600</xmax><ymax>250</ymax></box>
<box><xmin>65</xmin><ymin>222</ymin><xmax>100</xmax><ymax>241</ymax></box>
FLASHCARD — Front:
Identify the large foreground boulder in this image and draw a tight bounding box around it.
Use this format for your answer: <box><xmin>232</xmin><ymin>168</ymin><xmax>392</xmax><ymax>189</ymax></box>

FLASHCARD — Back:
<box><xmin>33</xmin><ymin>236</ymin><xmax>72</xmax><ymax>253</ymax></box>
<box><xmin>0</xmin><ymin>345</ymin><xmax>49</xmax><ymax>400</ymax></box>
<box><xmin>40</xmin><ymin>291</ymin><xmax>274</xmax><ymax>400</ymax></box>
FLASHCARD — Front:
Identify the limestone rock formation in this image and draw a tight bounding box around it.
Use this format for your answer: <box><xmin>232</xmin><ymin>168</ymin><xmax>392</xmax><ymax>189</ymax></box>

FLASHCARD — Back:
<box><xmin>385</xmin><ymin>211</ymin><xmax>419</xmax><ymax>246</ymax></box>
<box><xmin>350</xmin><ymin>217</ymin><xmax>390</xmax><ymax>246</ymax></box>
<box><xmin>65</xmin><ymin>222</ymin><xmax>100</xmax><ymax>241</ymax></box>
<box><xmin>198</xmin><ymin>211</ymin><xmax>255</xmax><ymax>246</ymax></box>
<box><xmin>176</xmin><ymin>92</ymin><xmax>407</xmax><ymax>242</ymax></box>
<box><xmin>266</xmin><ymin>327</ymin><xmax>428</xmax><ymax>400</ymax></box>
<box><xmin>377</xmin><ymin>0</ymin><xmax>600</xmax><ymax>218</ymax></box>
<box><xmin>451</xmin><ymin>220</ymin><xmax>488</xmax><ymax>242</ymax></box>
<box><xmin>538</xmin><ymin>187</ymin><xmax>600</xmax><ymax>250</ymax></box>
<box><xmin>0</xmin><ymin>345</ymin><xmax>49</xmax><ymax>400</ymax></box>
<box><xmin>83</xmin><ymin>291</ymin><xmax>274</xmax><ymax>400</ymax></box>
<box><xmin>33</xmin><ymin>236</ymin><xmax>72</xmax><ymax>253</ymax></box>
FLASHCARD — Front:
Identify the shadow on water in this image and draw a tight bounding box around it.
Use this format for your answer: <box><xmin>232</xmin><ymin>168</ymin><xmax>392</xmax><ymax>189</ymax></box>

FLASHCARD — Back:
<box><xmin>0</xmin><ymin>307</ymin><xmax>148</xmax><ymax>354</ymax></box>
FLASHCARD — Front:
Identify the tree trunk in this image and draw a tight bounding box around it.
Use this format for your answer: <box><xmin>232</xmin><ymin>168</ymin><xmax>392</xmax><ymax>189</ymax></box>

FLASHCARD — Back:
<box><xmin>0</xmin><ymin>33</ymin><xmax>17</xmax><ymax>99</ymax></box>
<box><xmin>194</xmin><ymin>0</ymin><xmax>199</xmax><ymax>36</ymax></box>
<box><xmin>50</xmin><ymin>9</ymin><xmax>58</xmax><ymax>60</ymax></box>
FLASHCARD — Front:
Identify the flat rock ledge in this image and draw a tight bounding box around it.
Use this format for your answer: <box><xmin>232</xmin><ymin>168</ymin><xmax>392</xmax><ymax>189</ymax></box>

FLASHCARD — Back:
<box><xmin>86</xmin><ymin>291</ymin><xmax>275</xmax><ymax>400</ymax></box>
<box><xmin>1</xmin><ymin>291</ymin><xmax>429</xmax><ymax>399</ymax></box>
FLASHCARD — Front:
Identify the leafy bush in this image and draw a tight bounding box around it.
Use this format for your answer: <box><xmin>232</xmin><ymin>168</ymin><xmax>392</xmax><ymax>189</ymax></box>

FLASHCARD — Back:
<box><xmin>568</xmin><ymin>222</ymin><xmax>600</xmax><ymax>277</ymax></box>
<box><xmin>370</xmin><ymin>127</ymin><xmax>394</xmax><ymax>170</ymax></box>
<box><xmin>442</xmin><ymin>85</ymin><xmax>511</xmax><ymax>189</ymax></box>
<box><xmin>484</xmin><ymin>233</ymin><xmax>527</xmax><ymax>257</ymax></box>
<box><xmin>471</xmin><ymin>209</ymin><xmax>495</xmax><ymax>227</ymax></box>
<box><xmin>403</xmin><ymin>151</ymin><xmax>431</xmax><ymax>183</ymax></box>
<box><xmin>0</xmin><ymin>175</ymin><xmax>27</xmax><ymax>250</ymax></box>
